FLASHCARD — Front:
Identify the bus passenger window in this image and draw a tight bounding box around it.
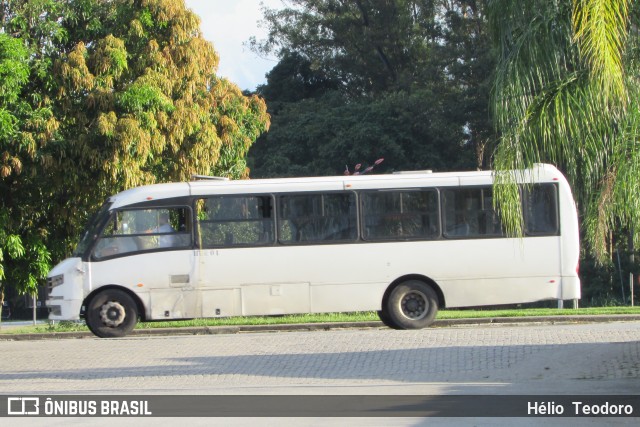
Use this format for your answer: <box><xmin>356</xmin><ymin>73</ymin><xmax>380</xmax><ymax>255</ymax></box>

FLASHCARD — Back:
<box><xmin>278</xmin><ymin>193</ymin><xmax>357</xmax><ymax>244</ymax></box>
<box><xmin>196</xmin><ymin>196</ymin><xmax>275</xmax><ymax>247</ymax></box>
<box><xmin>524</xmin><ymin>184</ymin><xmax>558</xmax><ymax>235</ymax></box>
<box><xmin>361</xmin><ymin>190</ymin><xmax>439</xmax><ymax>240</ymax></box>
<box><xmin>443</xmin><ymin>188</ymin><xmax>504</xmax><ymax>238</ymax></box>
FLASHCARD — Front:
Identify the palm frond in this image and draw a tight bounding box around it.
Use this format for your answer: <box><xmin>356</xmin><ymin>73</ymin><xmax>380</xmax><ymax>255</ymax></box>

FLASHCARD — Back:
<box><xmin>488</xmin><ymin>0</ymin><xmax>638</xmax><ymax>261</ymax></box>
<box><xmin>572</xmin><ymin>0</ymin><xmax>630</xmax><ymax>102</ymax></box>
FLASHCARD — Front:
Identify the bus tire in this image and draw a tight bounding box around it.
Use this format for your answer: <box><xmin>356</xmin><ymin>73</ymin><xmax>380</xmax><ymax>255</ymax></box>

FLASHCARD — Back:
<box><xmin>386</xmin><ymin>280</ymin><xmax>438</xmax><ymax>329</ymax></box>
<box><xmin>86</xmin><ymin>289</ymin><xmax>138</xmax><ymax>338</ymax></box>
<box><xmin>377</xmin><ymin>310</ymin><xmax>400</xmax><ymax>329</ymax></box>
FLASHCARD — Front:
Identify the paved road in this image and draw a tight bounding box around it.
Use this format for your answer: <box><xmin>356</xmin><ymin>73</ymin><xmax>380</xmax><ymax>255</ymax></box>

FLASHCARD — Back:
<box><xmin>1</xmin><ymin>321</ymin><xmax>639</xmax><ymax>425</ymax></box>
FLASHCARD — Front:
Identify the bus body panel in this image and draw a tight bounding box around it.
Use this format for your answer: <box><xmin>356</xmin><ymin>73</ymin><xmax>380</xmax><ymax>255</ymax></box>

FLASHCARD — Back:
<box><xmin>557</xmin><ymin>177</ymin><xmax>581</xmax><ymax>298</ymax></box>
<box><xmin>46</xmin><ymin>257</ymin><xmax>85</xmax><ymax>321</ymax></box>
<box><xmin>89</xmin><ymin>250</ymin><xmax>196</xmax><ymax>319</ymax></box>
<box><xmin>109</xmin><ymin>183</ymin><xmax>191</xmax><ymax>210</ymax></box>
<box><xmin>195</xmin><ymin>245</ymin><xmax>391</xmax><ymax>316</ymax></box>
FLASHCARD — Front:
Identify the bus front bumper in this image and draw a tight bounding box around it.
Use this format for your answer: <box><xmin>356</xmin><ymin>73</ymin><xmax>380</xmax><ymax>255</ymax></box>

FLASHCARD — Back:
<box><xmin>46</xmin><ymin>298</ymin><xmax>82</xmax><ymax>321</ymax></box>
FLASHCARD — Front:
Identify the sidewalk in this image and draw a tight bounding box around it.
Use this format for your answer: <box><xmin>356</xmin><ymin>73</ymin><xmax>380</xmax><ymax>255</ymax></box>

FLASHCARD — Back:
<box><xmin>0</xmin><ymin>319</ymin><xmax>47</xmax><ymax>329</ymax></box>
<box><xmin>1</xmin><ymin>314</ymin><xmax>639</xmax><ymax>340</ymax></box>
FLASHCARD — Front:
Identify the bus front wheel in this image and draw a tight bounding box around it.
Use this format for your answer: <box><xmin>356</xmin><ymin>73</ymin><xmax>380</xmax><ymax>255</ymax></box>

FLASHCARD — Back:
<box><xmin>86</xmin><ymin>289</ymin><xmax>138</xmax><ymax>338</ymax></box>
<box><xmin>377</xmin><ymin>310</ymin><xmax>399</xmax><ymax>329</ymax></box>
<box><xmin>386</xmin><ymin>280</ymin><xmax>438</xmax><ymax>329</ymax></box>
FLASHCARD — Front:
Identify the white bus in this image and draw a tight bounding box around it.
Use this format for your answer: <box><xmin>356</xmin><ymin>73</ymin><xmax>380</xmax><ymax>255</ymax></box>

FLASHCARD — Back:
<box><xmin>46</xmin><ymin>164</ymin><xmax>580</xmax><ymax>338</ymax></box>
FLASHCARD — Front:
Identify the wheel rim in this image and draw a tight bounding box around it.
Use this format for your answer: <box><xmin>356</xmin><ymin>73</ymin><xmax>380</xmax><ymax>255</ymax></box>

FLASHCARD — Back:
<box><xmin>99</xmin><ymin>301</ymin><xmax>126</xmax><ymax>327</ymax></box>
<box><xmin>400</xmin><ymin>290</ymin><xmax>428</xmax><ymax>320</ymax></box>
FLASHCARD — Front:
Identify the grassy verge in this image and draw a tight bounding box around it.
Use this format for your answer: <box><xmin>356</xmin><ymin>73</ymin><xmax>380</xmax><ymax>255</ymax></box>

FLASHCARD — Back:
<box><xmin>1</xmin><ymin>306</ymin><xmax>640</xmax><ymax>335</ymax></box>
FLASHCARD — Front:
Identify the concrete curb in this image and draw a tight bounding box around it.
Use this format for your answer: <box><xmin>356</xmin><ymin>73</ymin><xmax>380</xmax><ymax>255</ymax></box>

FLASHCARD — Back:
<box><xmin>1</xmin><ymin>314</ymin><xmax>639</xmax><ymax>341</ymax></box>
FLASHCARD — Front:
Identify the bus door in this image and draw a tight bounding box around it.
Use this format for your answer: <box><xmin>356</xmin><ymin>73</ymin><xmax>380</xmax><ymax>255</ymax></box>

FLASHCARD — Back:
<box><xmin>90</xmin><ymin>206</ymin><xmax>198</xmax><ymax>319</ymax></box>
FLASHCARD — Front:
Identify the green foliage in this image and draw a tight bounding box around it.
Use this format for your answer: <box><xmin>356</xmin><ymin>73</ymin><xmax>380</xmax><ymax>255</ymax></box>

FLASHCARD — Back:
<box><xmin>3</xmin><ymin>235</ymin><xmax>25</xmax><ymax>260</ymax></box>
<box><xmin>0</xmin><ymin>34</ymin><xmax>30</xmax><ymax>105</ymax></box>
<box><xmin>572</xmin><ymin>0</ymin><xmax>630</xmax><ymax>102</ymax></box>
<box><xmin>117</xmin><ymin>82</ymin><xmax>174</xmax><ymax>114</ymax></box>
<box><xmin>0</xmin><ymin>109</ymin><xmax>18</xmax><ymax>141</ymax></box>
<box><xmin>250</xmin><ymin>89</ymin><xmax>475</xmax><ymax>177</ymax></box>
<box><xmin>256</xmin><ymin>51</ymin><xmax>340</xmax><ymax>105</ymax></box>
<box><xmin>249</xmin><ymin>0</ymin><xmax>494</xmax><ymax>177</ymax></box>
<box><xmin>579</xmin><ymin>252</ymin><xmax>619</xmax><ymax>304</ymax></box>
<box><xmin>0</xmin><ymin>21</ymin><xmax>53</xmax><ymax>299</ymax></box>
<box><xmin>0</xmin><ymin>0</ymin><xmax>270</xmax><ymax>300</ymax></box>
<box><xmin>488</xmin><ymin>0</ymin><xmax>640</xmax><ymax>260</ymax></box>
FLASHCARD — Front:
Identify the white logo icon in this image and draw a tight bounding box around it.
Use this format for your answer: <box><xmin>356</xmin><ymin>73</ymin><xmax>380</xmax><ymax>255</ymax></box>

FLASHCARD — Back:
<box><xmin>7</xmin><ymin>397</ymin><xmax>40</xmax><ymax>415</ymax></box>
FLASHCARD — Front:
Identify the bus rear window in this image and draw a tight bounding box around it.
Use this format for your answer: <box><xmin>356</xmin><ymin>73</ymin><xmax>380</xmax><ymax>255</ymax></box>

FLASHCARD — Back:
<box><xmin>524</xmin><ymin>184</ymin><xmax>559</xmax><ymax>235</ymax></box>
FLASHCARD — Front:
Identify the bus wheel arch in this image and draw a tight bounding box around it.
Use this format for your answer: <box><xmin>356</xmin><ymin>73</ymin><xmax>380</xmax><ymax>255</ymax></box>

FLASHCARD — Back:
<box><xmin>83</xmin><ymin>286</ymin><xmax>144</xmax><ymax>338</ymax></box>
<box><xmin>380</xmin><ymin>275</ymin><xmax>444</xmax><ymax>330</ymax></box>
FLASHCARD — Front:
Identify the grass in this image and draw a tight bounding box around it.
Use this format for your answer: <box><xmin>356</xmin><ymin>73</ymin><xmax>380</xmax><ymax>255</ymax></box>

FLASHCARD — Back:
<box><xmin>1</xmin><ymin>306</ymin><xmax>639</xmax><ymax>335</ymax></box>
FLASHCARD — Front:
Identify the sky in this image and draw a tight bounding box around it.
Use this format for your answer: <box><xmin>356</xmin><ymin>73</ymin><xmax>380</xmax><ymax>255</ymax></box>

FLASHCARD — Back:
<box><xmin>184</xmin><ymin>0</ymin><xmax>283</xmax><ymax>91</ymax></box>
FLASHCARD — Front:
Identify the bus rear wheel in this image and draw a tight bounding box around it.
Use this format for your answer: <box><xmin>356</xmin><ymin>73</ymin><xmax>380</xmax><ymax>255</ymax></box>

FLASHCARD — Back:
<box><xmin>86</xmin><ymin>289</ymin><xmax>138</xmax><ymax>338</ymax></box>
<box><xmin>385</xmin><ymin>280</ymin><xmax>438</xmax><ymax>329</ymax></box>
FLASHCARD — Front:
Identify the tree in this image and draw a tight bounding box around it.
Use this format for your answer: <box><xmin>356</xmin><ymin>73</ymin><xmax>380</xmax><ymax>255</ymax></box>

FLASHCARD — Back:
<box><xmin>488</xmin><ymin>0</ymin><xmax>639</xmax><ymax>260</ymax></box>
<box><xmin>249</xmin><ymin>0</ymin><xmax>494</xmax><ymax>177</ymax></box>
<box><xmin>0</xmin><ymin>0</ymin><xmax>270</xmax><ymax>313</ymax></box>
<box><xmin>256</xmin><ymin>51</ymin><xmax>341</xmax><ymax>105</ymax></box>
<box><xmin>0</xmin><ymin>27</ymin><xmax>55</xmax><ymax>311</ymax></box>
<box><xmin>249</xmin><ymin>89</ymin><xmax>475</xmax><ymax>177</ymax></box>
<box><xmin>253</xmin><ymin>0</ymin><xmax>447</xmax><ymax>96</ymax></box>
<box><xmin>439</xmin><ymin>0</ymin><xmax>496</xmax><ymax>169</ymax></box>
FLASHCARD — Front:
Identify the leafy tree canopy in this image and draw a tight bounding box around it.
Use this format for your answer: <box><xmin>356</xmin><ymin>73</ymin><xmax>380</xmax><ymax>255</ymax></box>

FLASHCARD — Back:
<box><xmin>249</xmin><ymin>88</ymin><xmax>475</xmax><ymax>177</ymax></box>
<box><xmin>488</xmin><ymin>0</ymin><xmax>640</xmax><ymax>260</ymax></box>
<box><xmin>249</xmin><ymin>0</ymin><xmax>494</xmax><ymax>177</ymax></box>
<box><xmin>0</xmin><ymin>0</ymin><xmax>270</xmax><ymax>301</ymax></box>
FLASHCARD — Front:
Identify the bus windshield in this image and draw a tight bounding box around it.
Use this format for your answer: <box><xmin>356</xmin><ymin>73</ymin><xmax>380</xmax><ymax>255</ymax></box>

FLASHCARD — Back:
<box><xmin>72</xmin><ymin>202</ymin><xmax>112</xmax><ymax>257</ymax></box>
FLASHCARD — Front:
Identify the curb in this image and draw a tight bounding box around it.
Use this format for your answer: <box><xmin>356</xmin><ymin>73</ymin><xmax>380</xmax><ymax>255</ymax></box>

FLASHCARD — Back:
<box><xmin>1</xmin><ymin>314</ymin><xmax>639</xmax><ymax>341</ymax></box>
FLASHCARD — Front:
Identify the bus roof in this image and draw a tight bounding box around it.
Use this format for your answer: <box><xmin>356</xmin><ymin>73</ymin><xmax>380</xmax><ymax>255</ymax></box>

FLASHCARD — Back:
<box><xmin>108</xmin><ymin>163</ymin><xmax>565</xmax><ymax>209</ymax></box>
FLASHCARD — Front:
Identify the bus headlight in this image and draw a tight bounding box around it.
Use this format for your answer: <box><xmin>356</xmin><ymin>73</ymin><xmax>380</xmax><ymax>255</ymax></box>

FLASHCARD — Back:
<box><xmin>47</xmin><ymin>274</ymin><xmax>64</xmax><ymax>288</ymax></box>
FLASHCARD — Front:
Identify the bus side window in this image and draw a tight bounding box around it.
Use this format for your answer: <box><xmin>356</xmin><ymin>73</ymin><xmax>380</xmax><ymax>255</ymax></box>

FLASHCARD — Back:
<box><xmin>524</xmin><ymin>184</ymin><xmax>558</xmax><ymax>235</ymax></box>
<box><xmin>443</xmin><ymin>188</ymin><xmax>504</xmax><ymax>238</ymax></box>
<box><xmin>361</xmin><ymin>190</ymin><xmax>439</xmax><ymax>240</ymax></box>
<box><xmin>278</xmin><ymin>193</ymin><xmax>357</xmax><ymax>244</ymax></box>
<box><xmin>196</xmin><ymin>196</ymin><xmax>275</xmax><ymax>247</ymax></box>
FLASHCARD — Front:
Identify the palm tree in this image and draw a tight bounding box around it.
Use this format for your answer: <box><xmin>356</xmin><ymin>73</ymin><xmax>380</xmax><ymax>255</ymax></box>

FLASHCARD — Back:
<box><xmin>487</xmin><ymin>0</ymin><xmax>639</xmax><ymax>259</ymax></box>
